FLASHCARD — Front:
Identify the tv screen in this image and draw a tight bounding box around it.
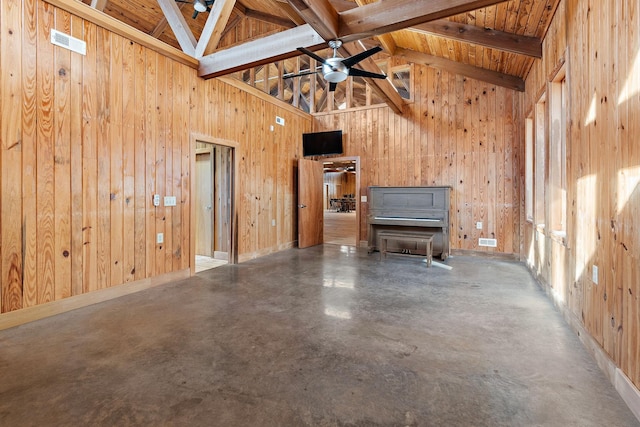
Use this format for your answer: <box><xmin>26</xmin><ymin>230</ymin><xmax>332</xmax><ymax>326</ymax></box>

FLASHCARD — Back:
<box><xmin>302</xmin><ymin>130</ymin><xmax>343</xmax><ymax>157</ymax></box>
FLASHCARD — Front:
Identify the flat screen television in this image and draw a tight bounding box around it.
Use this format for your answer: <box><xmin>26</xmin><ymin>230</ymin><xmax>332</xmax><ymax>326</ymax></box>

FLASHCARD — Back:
<box><xmin>302</xmin><ymin>130</ymin><xmax>343</xmax><ymax>157</ymax></box>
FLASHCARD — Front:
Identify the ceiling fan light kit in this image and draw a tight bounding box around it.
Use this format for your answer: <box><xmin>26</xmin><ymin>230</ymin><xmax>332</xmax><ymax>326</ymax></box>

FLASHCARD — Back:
<box><xmin>288</xmin><ymin>40</ymin><xmax>387</xmax><ymax>91</ymax></box>
<box><xmin>193</xmin><ymin>0</ymin><xmax>207</xmax><ymax>13</ymax></box>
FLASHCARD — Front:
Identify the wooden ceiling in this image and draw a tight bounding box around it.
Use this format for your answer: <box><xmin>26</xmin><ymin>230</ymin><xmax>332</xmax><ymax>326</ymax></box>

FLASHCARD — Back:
<box><xmin>80</xmin><ymin>0</ymin><xmax>560</xmax><ymax>98</ymax></box>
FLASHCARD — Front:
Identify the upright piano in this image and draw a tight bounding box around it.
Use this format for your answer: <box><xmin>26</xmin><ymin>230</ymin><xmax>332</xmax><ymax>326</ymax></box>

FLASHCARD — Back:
<box><xmin>367</xmin><ymin>186</ymin><xmax>451</xmax><ymax>260</ymax></box>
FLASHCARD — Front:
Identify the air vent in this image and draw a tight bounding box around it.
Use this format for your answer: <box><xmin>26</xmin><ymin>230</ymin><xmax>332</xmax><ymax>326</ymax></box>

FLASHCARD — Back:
<box><xmin>479</xmin><ymin>238</ymin><xmax>497</xmax><ymax>247</ymax></box>
<box><xmin>50</xmin><ymin>29</ymin><xmax>86</xmax><ymax>56</ymax></box>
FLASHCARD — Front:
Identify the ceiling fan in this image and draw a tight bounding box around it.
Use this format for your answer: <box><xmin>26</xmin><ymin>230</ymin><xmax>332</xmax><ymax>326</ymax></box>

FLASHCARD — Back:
<box><xmin>285</xmin><ymin>40</ymin><xmax>386</xmax><ymax>91</ymax></box>
<box><xmin>175</xmin><ymin>0</ymin><xmax>214</xmax><ymax>19</ymax></box>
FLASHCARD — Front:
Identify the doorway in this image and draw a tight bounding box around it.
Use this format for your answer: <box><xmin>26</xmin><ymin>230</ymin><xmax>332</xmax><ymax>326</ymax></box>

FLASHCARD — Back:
<box><xmin>193</xmin><ymin>138</ymin><xmax>237</xmax><ymax>272</ymax></box>
<box><xmin>322</xmin><ymin>157</ymin><xmax>360</xmax><ymax>247</ymax></box>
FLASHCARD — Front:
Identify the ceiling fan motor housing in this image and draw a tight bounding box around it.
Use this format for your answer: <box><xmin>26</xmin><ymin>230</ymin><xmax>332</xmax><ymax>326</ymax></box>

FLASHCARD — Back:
<box><xmin>323</xmin><ymin>57</ymin><xmax>349</xmax><ymax>83</ymax></box>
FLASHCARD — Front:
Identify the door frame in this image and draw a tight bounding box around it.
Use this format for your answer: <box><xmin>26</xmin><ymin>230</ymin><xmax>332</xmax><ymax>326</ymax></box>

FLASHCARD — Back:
<box><xmin>195</xmin><ymin>146</ymin><xmax>215</xmax><ymax>257</ymax></box>
<box><xmin>190</xmin><ymin>133</ymin><xmax>239</xmax><ymax>275</ymax></box>
<box><xmin>322</xmin><ymin>155</ymin><xmax>361</xmax><ymax>245</ymax></box>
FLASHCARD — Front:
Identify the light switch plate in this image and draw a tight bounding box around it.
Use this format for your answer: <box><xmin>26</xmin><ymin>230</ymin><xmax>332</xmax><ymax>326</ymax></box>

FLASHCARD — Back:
<box><xmin>164</xmin><ymin>196</ymin><xmax>177</xmax><ymax>207</ymax></box>
<box><xmin>592</xmin><ymin>265</ymin><xmax>598</xmax><ymax>285</ymax></box>
<box><xmin>157</xmin><ymin>233</ymin><xmax>164</xmax><ymax>244</ymax></box>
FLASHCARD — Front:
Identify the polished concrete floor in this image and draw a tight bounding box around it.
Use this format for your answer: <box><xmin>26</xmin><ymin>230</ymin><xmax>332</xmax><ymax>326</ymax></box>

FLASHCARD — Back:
<box><xmin>0</xmin><ymin>245</ymin><xmax>638</xmax><ymax>426</ymax></box>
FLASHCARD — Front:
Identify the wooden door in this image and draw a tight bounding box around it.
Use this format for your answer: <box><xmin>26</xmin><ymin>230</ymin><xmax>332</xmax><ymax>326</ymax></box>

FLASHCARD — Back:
<box><xmin>298</xmin><ymin>158</ymin><xmax>324</xmax><ymax>248</ymax></box>
<box><xmin>195</xmin><ymin>149</ymin><xmax>214</xmax><ymax>256</ymax></box>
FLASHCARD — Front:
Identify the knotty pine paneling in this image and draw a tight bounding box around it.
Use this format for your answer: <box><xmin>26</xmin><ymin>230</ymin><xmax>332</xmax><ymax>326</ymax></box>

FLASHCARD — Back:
<box><xmin>324</xmin><ymin>172</ymin><xmax>356</xmax><ymax>201</ymax></box>
<box><xmin>0</xmin><ymin>0</ymin><xmax>311</xmax><ymax>314</ymax></box>
<box><xmin>522</xmin><ymin>0</ymin><xmax>640</xmax><ymax>388</ymax></box>
<box><xmin>314</xmin><ymin>65</ymin><xmax>521</xmax><ymax>254</ymax></box>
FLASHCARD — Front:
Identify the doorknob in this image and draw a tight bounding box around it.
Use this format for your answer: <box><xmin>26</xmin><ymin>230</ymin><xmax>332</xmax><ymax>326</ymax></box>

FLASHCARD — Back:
<box><xmin>298</xmin><ymin>204</ymin><xmax>307</xmax><ymax>208</ymax></box>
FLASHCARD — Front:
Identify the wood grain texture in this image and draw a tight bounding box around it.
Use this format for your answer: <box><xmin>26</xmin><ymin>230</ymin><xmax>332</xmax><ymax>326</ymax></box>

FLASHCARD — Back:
<box><xmin>1</xmin><ymin>0</ymin><xmax>24</xmax><ymax>312</ymax></box>
<box><xmin>314</xmin><ymin>64</ymin><xmax>521</xmax><ymax>255</ymax></box>
<box><xmin>0</xmin><ymin>1</ymin><xmax>312</xmax><ymax>317</ymax></box>
<box><xmin>523</xmin><ymin>0</ymin><xmax>640</xmax><ymax>389</ymax></box>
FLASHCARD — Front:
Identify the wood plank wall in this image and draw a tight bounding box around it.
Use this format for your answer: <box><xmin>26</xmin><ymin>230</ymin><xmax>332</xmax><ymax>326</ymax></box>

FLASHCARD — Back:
<box><xmin>324</xmin><ymin>172</ymin><xmax>356</xmax><ymax>200</ymax></box>
<box><xmin>314</xmin><ymin>64</ymin><xmax>522</xmax><ymax>254</ymax></box>
<box><xmin>522</xmin><ymin>0</ymin><xmax>640</xmax><ymax>389</ymax></box>
<box><xmin>0</xmin><ymin>0</ymin><xmax>311</xmax><ymax>314</ymax></box>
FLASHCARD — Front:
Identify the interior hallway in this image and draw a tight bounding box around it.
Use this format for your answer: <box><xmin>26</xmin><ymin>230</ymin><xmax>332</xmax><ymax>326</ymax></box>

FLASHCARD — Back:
<box><xmin>0</xmin><ymin>246</ymin><xmax>638</xmax><ymax>426</ymax></box>
<box><xmin>324</xmin><ymin>211</ymin><xmax>356</xmax><ymax>246</ymax></box>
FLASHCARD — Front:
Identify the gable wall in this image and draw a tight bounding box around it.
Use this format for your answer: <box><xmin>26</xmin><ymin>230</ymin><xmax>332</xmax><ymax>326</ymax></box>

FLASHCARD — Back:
<box><xmin>314</xmin><ymin>64</ymin><xmax>523</xmax><ymax>255</ymax></box>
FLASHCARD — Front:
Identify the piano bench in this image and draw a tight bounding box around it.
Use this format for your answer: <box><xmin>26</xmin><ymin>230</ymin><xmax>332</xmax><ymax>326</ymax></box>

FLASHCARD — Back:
<box><xmin>377</xmin><ymin>232</ymin><xmax>434</xmax><ymax>267</ymax></box>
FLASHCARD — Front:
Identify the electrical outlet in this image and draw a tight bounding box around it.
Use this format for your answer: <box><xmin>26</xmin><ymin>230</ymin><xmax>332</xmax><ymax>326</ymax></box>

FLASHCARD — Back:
<box><xmin>476</xmin><ymin>221</ymin><xmax>483</xmax><ymax>229</ymax></box>
<box><xmin>157</xmin><ymin>233</ymin><xmax>164</xmax><ymax>244</ymax></box>
<box><xmin>272</xmin><ymin>219</ymin><xmax>276</xmax><ymax>226</ymax></box>
<box><xmin>153</xmin><ymin>194</ymin><xmax>160</xmax><ymax>206</ymax></box>
<box><xmin>275</xmin><ymin>116</ymin><xmax>285</xmax><ymax>126</ymax></box>
<box><xmin>592</xmin><ymin>265</ymin><xmax>598</xmax><ymax>285</ymax></box>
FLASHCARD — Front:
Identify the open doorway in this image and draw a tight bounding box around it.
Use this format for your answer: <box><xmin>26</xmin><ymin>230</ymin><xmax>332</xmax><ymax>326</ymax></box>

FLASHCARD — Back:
<box><xmin>322</xmin><ymin>157</ymin><xmax>360</xmax><ymax>246</ymax></box>
<box><xmin>193</xmin><ymin>139</ymin><xmax>236</xmax><ymax>272</ymax></box>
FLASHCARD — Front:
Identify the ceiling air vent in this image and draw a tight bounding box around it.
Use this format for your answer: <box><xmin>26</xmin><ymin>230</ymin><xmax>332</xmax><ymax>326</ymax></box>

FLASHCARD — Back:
<box><xmin>478</xmin><ymin>238</ymin><xmax>497</xmax><ymax>247</ymax></box>
<box><xmin>50</xmin><ymin>29</ymin><xmax>86</xmax><ymax>56</ymax></box>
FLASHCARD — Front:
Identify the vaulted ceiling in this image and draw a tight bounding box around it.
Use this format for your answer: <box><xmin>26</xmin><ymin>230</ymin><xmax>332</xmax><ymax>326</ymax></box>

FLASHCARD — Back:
<box><xmin>80</xmin><ymin>0</ymin><xmax>560</xmax><ymax>109</ymax></box>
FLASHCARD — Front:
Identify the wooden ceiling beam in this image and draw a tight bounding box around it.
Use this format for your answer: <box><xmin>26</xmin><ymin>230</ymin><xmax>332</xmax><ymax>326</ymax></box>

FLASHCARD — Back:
<box><xmin>340</xmin><ymin>42</ymin><xmax>405</xmax><ymax>114</ymax></box>
<box><xmin>394</xmin><ymin>47</ymin><xmax>524</xmax><ymax>91</ymax></box>
<box><xmin>156</xmin><ymin>0</ymin><xmax>196</xmax><ymax>56</ymax></box>
<box><xmin>409</xmin><ymin>18</ymin><xmax>542</xmax><ymax>58</ymax></box>
<box><xmin>353</xmin><ymin>0</ymin><xmax>396</xmax><ymax>55</ymax></box>
<box><xmin>195</xmin><ymin>0</ymin><xmax>237</xmax><ymax>58</ymax></box>
<box><xmin>90</xmin><ymin>0</ymin><xmax>108</xmax><ymax>12</ymax></box>
<box><xmin>199</xmin><ymin>24</ymin><xmax>325</xmax><ymax>79</ymax></box>
<box><xmin>150</xmin><ymin>2</ymin><xmax>188</xmax><ymax>38</ymax></box>
<box><xmin>285</xmin><ymin>0</ymin><xmax>339</xmax><ymax>41</ymax></box>
<box><xmin>339</xmin><ymin>0</ymin><xmax>508</xmax><ymax>42</ymax></box>
<box><xmin>245</xmin><ymin>9</ymin><xmax>296</xmax><ymax>29</ymax></box>
<box><xmin>44</xmin><ymin>0</ymin><xmax>198</xmax><ymax>68</ymax></box>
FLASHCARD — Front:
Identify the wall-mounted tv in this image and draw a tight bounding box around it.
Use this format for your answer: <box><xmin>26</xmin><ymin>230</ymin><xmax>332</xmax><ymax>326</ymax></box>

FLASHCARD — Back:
<box><xmin>302</xmin><ymin>130</ymin><xmax>343</xmax><ymax>157</ymax></box>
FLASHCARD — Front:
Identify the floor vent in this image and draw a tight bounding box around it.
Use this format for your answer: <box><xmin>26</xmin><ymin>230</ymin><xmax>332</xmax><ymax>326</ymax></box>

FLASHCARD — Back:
<box><xmin>479</xmin><ymin>238</ymin><xmax>497</xmax><ymax>247</ymax></box>
<box><xmin>50</xmin><ymin>29</ymin><xmax>86</xmax><ymax>56</ymax></box>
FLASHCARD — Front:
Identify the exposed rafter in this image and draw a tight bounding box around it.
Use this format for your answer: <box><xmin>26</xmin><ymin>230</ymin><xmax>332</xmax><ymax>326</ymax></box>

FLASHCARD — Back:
<box><xmin>90</xmin><ymin>0</ymin><xmax>108</xmax><ymax>12</ymax></box>
<box><xmin>245</xmin><ymin>9</ymin><xmax>296</xmax><ymax>29</ymax></box>
<box><xmin>285</xmin><ymin>0</ymin><xmax>339</xmax><ymax>41</ymax></box>
<box><xmin>340</xmin><ymin>41</ymin><xmax>405</xmax><ymax>114</ymax></box>
<box><xmin>156</xmin><ymin>0</ymin><xmax>196</xmax><ymax>56</ymax></box>
<box><xmin>199</xmin><ymin>24</ymin><xmax>325</xmax><ymax>79</ymax></box>
<box><xmin>409</xmin><ymin>19</ymin><xmax>542</xmax><ymax>58</ymax></box>
<box><xmin>353</xmin><ymin>0</ymin><xmax>396</xmax><ymax>55</ymax></box>
<box><xmin>150</xmin><ymin>2</ymin><xmax>188</xmax><ymax>38</ymax></box>
<box><xmin>394</xmin><ymin>47</ymin><xmax>524</xmax><ymax>91</ymax></box>
<box><xmin>195</xmin><ymin>0</ymin><xmax>237</xmax><ymax>58</ymax></box>
<box><xmin>338</xmin><ymin>0</ymin><xmax>508</xmax><ymax>42</ymax></box>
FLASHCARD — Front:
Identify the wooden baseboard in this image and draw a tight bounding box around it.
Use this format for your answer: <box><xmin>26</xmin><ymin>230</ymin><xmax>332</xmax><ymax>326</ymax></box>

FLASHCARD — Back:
<box><xmin>238</xmin><ymin>241</ymin><xmax>296</xmax><ymax>263</ymax></box>
<box><xmin>532</xmin><ymin>271</ymin><xmax>640</xmax><ymax>422</ymax></box>
<box><xmin>450</xmin><ymin>249</ymin><xmax>520</xmax><ymax>261</ymax></box>
<box><xmin>0</xmin><ymin>269</ymin><xmax>190</xmax><ymax>331</ymax></box>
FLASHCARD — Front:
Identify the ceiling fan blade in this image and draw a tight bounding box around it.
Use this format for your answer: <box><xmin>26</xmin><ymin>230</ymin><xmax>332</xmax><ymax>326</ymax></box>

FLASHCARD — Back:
<box><xmin>341</xmin><ymin>46</ymin><xmax>382</xmax><ymax>68</ymax></box>
<box><xmin>297</xmin><ymin>47</ymin><xmax>329</xmax><ymax>66</ymax></box>
<box><xmin>283</xmin><ymin>70</ymin><xmax>319</xmax><ymax>79</ymax></box>
<box><xmin>329</xmin><ymin>82</ymin><xmax>337</xmax><ymax>92</ymax></box>
<box><xmin>348</xmin><ymin>68</ymin><xmax>387</xmax><ymax>79</ymax></box>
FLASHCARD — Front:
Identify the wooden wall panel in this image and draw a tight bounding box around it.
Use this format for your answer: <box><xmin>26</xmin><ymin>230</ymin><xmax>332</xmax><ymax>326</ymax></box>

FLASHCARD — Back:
<box><xmin>324</xmin><ymin>172</ymin><xmax>356</xmax><ymax>201</ymax></box>
<box><xmin>0</xmin><ymin>0</ymin><xmax>312</xmax><ymax>313</ymax></box>
<box><xmin>522</xmin><ymin>0</ymin><xmax>640</xmax><ymax>389</ymax></box>
<box><xmin>314</xmin><ymin>66</ymin><xmax>521</xmax><ymax>253</ymax></box>
<box><xmin>0</xmin><ymin>0</ymin><xmax>312</xmax><ymax>315</ymax></box>
<box><xmin>1</xmin><ymin>0</ymin><xmax>24</xmax><ymax>312</ymax></box>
